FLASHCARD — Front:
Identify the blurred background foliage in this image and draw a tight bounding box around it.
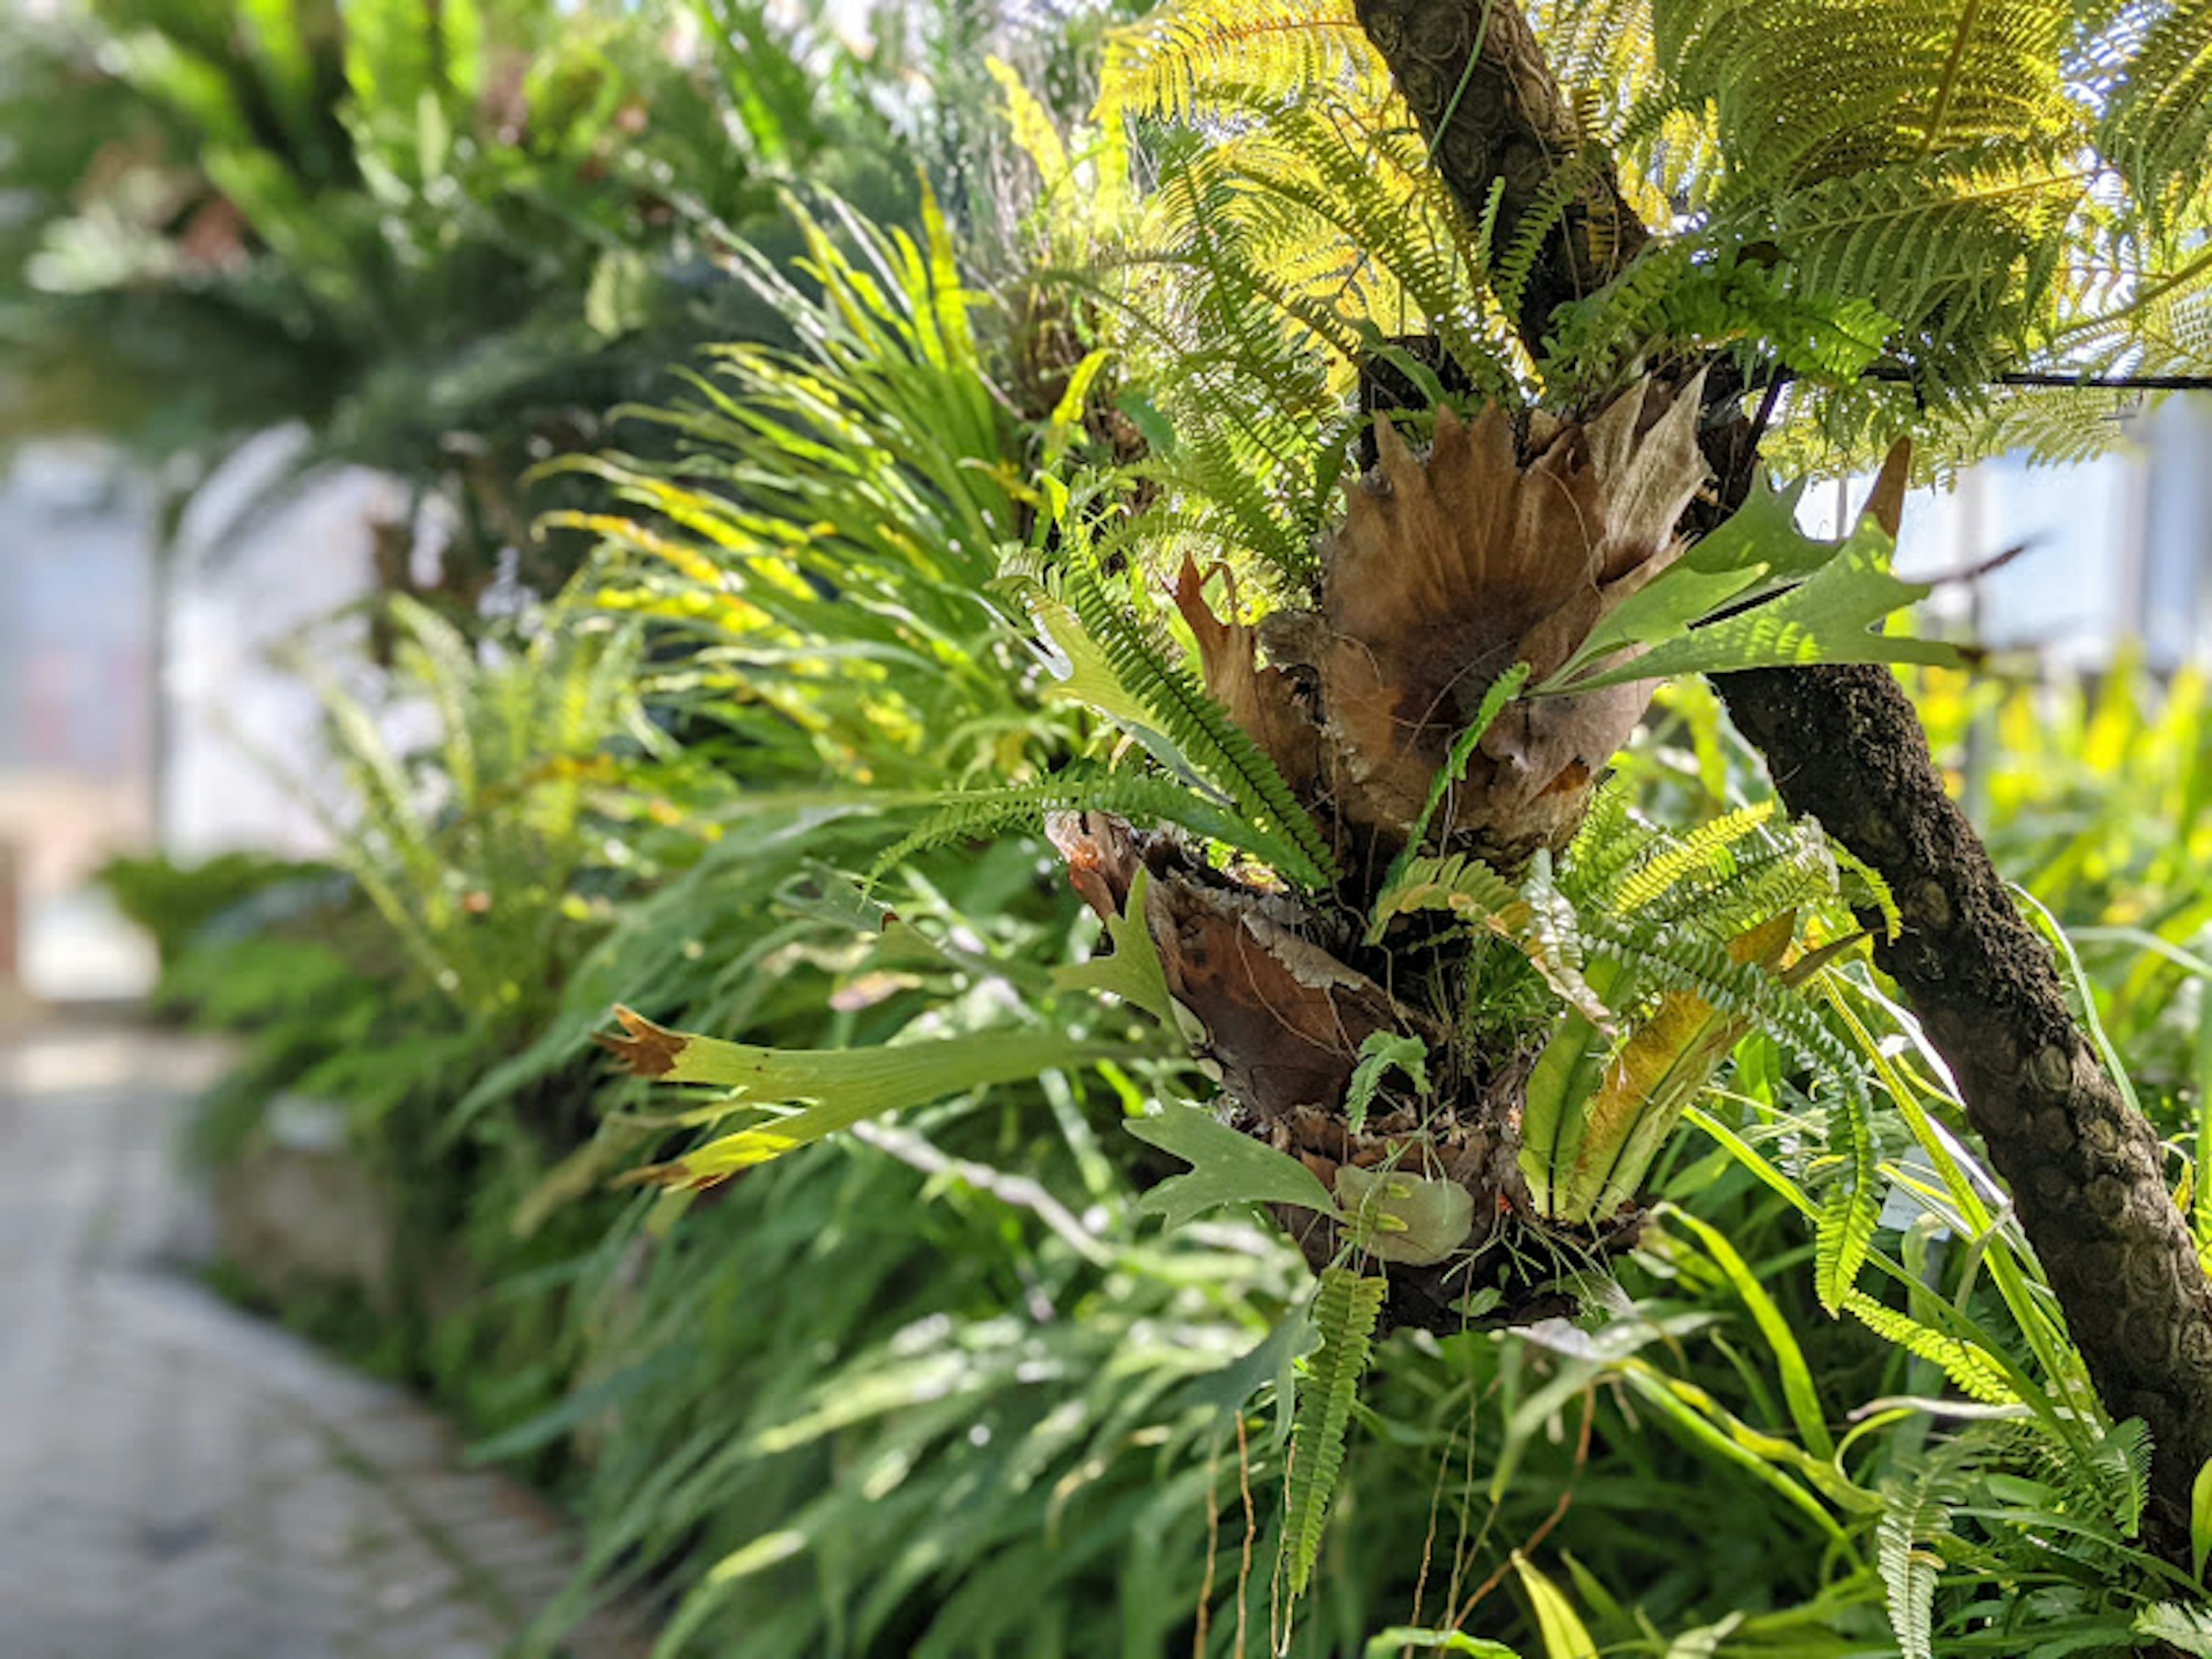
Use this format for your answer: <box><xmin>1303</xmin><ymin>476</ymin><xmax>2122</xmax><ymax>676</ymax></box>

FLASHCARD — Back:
<box><xmin>9</xmin><ymin>0</ymin><xmax>2212</xmax><ymax>1653</ymax></box>
<box><xmin>0</xmin><ymin>0</ymin><xmax>1119</xmax><ymax>599</ymax></box>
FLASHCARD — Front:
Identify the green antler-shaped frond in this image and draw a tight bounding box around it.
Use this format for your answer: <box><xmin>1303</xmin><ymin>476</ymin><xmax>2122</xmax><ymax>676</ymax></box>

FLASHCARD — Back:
<box><xmin>598</xmin><ymin>1007</ymin><xmax>1133</xmax><ymax>1189</ymax></box>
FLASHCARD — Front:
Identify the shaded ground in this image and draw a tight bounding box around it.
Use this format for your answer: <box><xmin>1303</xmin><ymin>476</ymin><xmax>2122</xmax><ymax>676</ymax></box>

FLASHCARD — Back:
<box><xmin>0</xmin><ymin>1018</ymin><xmax>649</xmax><ymax>1658</ymax></box>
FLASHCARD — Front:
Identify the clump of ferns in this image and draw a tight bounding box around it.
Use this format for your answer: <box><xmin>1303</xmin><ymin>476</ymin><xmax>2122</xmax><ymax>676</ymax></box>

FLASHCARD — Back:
<box><xmin>865</xmin><ymin>528</ymin><xmax>1341</xmax><ymax>893</ymax></box>
<box><xmin>1267</xmin><ymin>785</ymin><xmax>1903</xmax><ymax>1605</ymax></box>
<box><xmin>1040</xmin><ymin>100</ymin><xmax>1532</xmax><ymax>597</ymax></box>
<box><xmin>1874</xmin><ymin>1411</ymin><xmax>2209</xmax><ymax>1659</ymax></box>
<box><xmin>1368</xmin><ymin>786</ymin><xmax>1900</xmax><ymax>1309</ymax></box>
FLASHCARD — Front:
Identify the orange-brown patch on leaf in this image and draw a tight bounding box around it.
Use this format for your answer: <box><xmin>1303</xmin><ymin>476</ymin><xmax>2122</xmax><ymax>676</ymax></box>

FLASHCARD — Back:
<box><xmin>1047</xmin><ymin>809</ymin><xmax>1140</xmax><ymax>920</ymax></box>
<box><xmin>609</xmin><ymin>1158</ymin><xmax>720</xmax><ymax>1192</ymax></box>
<box><xmin>596</xmin><ymin>1005</ymin><xmax>688</xmax><ymax>1078</ymax></box>
<box><xmin>1169</xmin><ymin>554</ymin><xmax>1320</xmax><ymax>797</ymax></box>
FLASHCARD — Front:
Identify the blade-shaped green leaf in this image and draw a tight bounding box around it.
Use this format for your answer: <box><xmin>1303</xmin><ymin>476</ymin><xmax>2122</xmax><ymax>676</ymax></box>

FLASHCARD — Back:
<box><xmin>1514</xmin><ymin>1554</ymin><xmax>1599</xmax><ymax>1659</ymax></box>
<box><xmin>2193</xmin><ymin>1456</ymin><xmax>2212</xmax><ymax>1585</ymax></box>
<box><xmin>601</xmin><ymin>1007</ymin><xmax>1130</xmax><ymax>1187</ymax></box>
<box><xmin>1362</xmin><ymin>1632</ymin><xmax>1523</xmax><ymax>1658</ymax></box>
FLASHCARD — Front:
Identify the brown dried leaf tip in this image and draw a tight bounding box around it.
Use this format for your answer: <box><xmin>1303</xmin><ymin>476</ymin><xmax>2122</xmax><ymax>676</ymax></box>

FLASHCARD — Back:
<box><xmin>594</xmin><ymin>1004</ymin><xmax>688</xmax><ymax>1079</ymax></box>
<box><xmin>609</xmin><ymin>1158</ymin><xmax>698</xmax><ymax>1192</ymax></box>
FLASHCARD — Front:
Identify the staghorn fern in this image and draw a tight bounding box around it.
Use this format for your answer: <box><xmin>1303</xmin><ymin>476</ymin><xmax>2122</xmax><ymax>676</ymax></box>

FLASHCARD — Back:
<box><xmin>1283</xmin><ymin>1264</ymin><xmax>1388</xmax><ymax>1596</ymax></box>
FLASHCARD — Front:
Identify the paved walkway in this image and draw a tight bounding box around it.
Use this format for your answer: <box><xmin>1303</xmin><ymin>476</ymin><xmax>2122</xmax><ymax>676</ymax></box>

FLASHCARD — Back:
<box><xmin>0</xmin><ymin>1020</ymin><xmax>650</xmax><ymax>1658</ymax></box>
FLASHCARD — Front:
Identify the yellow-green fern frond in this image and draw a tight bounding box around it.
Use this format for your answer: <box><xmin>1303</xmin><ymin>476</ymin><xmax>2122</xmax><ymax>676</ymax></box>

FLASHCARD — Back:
<box><xmin>1098</xmin><ymin>0</ymin><xmax>1377</xmax><ymax>132</ymax></box>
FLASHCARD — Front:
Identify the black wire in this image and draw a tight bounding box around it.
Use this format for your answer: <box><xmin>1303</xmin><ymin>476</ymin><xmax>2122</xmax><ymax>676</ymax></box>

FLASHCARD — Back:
<box><xmin>1861</xmin><ymin>366</ymin><xmax>2212</xmax><ymax>392</ymax></box>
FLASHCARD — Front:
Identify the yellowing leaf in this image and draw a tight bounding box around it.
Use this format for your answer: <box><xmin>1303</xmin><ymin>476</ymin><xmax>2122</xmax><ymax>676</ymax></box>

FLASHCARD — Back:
<box><xmin>1513</xmin><ymin>1555</ymin><xmax>1598</xmax><ymax>1659</ymax></box>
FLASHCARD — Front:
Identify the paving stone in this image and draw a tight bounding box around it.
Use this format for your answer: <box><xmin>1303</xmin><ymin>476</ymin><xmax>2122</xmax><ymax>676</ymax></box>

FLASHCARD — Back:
<box><xmin>0</xmin><ymin>1021</ymin><xmax>656</xmax><ymax>1658</ymax></box>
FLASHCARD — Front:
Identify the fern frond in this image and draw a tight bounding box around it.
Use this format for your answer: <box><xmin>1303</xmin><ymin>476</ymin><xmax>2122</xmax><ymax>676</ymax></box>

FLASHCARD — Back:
<box><xmin>1815</xmin><ymin>1064</ymin><xmax>1883</xmax><ymax>1312</ymax></box>
<box><xmin>1099</xmin><ymin>0</ymin><xmax>1375</xmax><ymax>132</ymax></box>
<box><xmin>1284</xmin><ymin>1266</ymin><xmax>1387</xmax><ymax>1596</ymax></box>
<box><xmin>1041</xmin><ymin>555</ymin><xmax>1339</xmax><ymax>887</ymax></box>
<box><xmin>863</xmin><ymin>765</ymin><xmax>1315</xmax><ymax>889</ymax></box>
<box><xmin>1370</xmin><ymin>853</ymin><xmax>1527</xmax><ymax>942</ymax></box>
<box><xmin>2005</xmin><ymin>1411</ymin><xmax>2152</xmax><ymax>1537</ymax></box>
<box><xmin>1601</xmin><ymin>800</ymin><xmax>1777</xmax><ymax>915</ymax></box>
<box><xmin>1831</xmin><ymin>840</ymin><xmax>1903</xmax><ymax>939</ymax></box>
<box><xmin>1381</xmin><ymin>662</ymin><xmax>1533</xmax><ymax>895</ymax></box>
<box><xmin>1840</xmin><ymin>1290</ymin><xmax>2024</xmax><ymax>1406</ymax></box>
<box><xmin>1657</xmin><ymin>0</ymin><xmax>2084</xmax><ymax>202</ymax></box>
<box><xmin>1877</xmin><ymin>1432</ymin><xmax>1985</xmax><ymax>1659</ymax></box>
<box><xmin>1632</xmin><ymin>821</ymin><xmax>1847</xmax><ymax>944</ymax></box>
<box><xmin>2132</xmin><ymin>1601</ymin><xmax>2212</xmax><ymax>1655</ymax></box>
<box><xmin>2094</xmin><ymin>0</ymin><xmax>2212</xmax><ymax>229</ymax></box>
<box><xmin>1563</xmin><ymin>782</ymin><xmax>1650</xmax><ymax>899</ymax></box>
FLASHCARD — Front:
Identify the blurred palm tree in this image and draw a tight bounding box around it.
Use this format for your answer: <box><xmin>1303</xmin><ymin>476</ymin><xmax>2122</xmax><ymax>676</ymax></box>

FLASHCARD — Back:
<box><xmin>0</xmin><ymin>0</ymin><xmax>931</xmax><ymax>604</ymax></box>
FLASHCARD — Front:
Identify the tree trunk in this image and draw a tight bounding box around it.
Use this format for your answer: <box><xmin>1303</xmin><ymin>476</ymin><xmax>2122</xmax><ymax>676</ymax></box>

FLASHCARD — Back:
<box><xmin>1353</xmin><ymin>0</ymin><xmax>2212</xmax><ymax>1543</ymax></box>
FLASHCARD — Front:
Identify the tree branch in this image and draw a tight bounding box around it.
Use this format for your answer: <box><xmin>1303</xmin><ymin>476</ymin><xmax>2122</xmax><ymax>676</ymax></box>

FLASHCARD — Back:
<box><xmin>1354</xmin><ymin>0</ymin><xmax>2212</xmax><ymax>1542</ymax></box>
<box><xmin>1353</xmin><ymin>0</ymin><xmax>1647</xmax><ymax>348</ymax></box>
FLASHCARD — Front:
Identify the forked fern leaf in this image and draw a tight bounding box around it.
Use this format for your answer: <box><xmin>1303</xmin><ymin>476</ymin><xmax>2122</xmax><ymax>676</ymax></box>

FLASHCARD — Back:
<box><xmin>1545</xmin><ymin>517</ymin><xmax>1960</xmax><ymax>694</ymax></box>
<box><xmin>1284</xmin><ymin>1266</ymin><xmax>1387</xmax><ymax>1595</ymax></box>
<box><xmin>598</xmin><ymin>1008</ymin><xmax>1132</xmax><ymax>1188</ymax></box>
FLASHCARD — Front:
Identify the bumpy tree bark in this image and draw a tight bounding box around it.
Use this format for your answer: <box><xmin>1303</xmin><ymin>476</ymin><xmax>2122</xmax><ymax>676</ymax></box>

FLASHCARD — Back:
<box><xmin>1355</xmin><ymin>0</ymin><xmax>2212</xmax><ymax>1541</ymax></box>
<box><xmin>1352</xmin><ymin>0</ymin><xmax>1648</xmax><ymax>347</ymax></box>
